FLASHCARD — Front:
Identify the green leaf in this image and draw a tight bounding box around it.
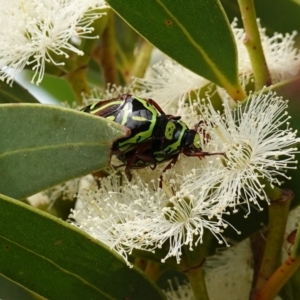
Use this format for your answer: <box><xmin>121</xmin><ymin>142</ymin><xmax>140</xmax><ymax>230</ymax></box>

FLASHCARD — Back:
<box><xmin>0</xmin><ymin>81</ymin><xmax>39</xmax><ymax>104</ymax></box>
<box><xmin>0</xmin><ymin>193</ymin><xmax>166</xmax><ymax>300</ymax></box>
<box><xmin>0</xmin><ymin>104</ymin><xmax>128</xmax><ymax>199</ymax></box>
<box><xmin>107</xmin><ymin>0</ymin><xmax>243</xmax><ymax>98</ymax></box>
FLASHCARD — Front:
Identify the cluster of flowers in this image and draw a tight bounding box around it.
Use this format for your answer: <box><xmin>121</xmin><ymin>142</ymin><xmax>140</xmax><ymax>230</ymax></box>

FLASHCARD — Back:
<box><xmin>0</xmin><ymin>0</ymin><xmax>107</xmax><ymax>85</ymax></box>
<box><xmin>71</xmin><ymin>90</ymin><xmax>299</xmax><ymax>266</ymax></box>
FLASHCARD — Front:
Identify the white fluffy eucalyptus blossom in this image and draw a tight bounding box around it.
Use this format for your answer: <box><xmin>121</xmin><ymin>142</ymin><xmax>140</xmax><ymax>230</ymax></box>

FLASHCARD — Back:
<box><xmin>71</xmin><ymin>173</ymin><xmax>230</xmax><ymax>266</ymax></box>
<box><xmin>232</xmin><ymin>19</ymin><xmax>300</xmax><ymax>83</ymax></box>
<box><xmin>0</xmin><ymin>0</ymin><xmax>107</xmax><ymax>84</ymax></box>
<box><xmin>183</xmin><ymin>91</ymin><xmax>299</xmax><ymax>215</ymax></box>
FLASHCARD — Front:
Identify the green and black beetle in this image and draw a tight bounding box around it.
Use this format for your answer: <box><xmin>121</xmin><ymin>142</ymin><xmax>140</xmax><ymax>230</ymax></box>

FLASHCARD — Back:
<box><xmin>82</xmin><ymin>94</ymin><xmax>222</xmax><ymax>179</ymax></box>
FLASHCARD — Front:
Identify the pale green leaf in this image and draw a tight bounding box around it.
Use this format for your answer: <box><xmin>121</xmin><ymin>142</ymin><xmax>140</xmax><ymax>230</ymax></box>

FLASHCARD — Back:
<box><xmin>0</xmin><ymin>104</ymin><xmax>128</xmax><ymax>199</ymax></box>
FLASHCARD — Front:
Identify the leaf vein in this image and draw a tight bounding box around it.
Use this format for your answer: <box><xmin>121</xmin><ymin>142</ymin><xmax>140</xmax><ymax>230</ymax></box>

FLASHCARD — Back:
<box><xmin>0</xmin><ymin>142</ymin><xmax>110</xmax><ymax>159</ymax></box>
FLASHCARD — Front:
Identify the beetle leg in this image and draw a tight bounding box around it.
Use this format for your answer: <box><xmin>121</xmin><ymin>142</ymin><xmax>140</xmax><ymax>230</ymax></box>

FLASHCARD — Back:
<box><xmin>124</xmin><ymin>141</ymin><xmax>154</xmax><ymax>180</ymax></box>
<box><xmin>146</xmin><ymin>98</ymin><xmax>167</xmax><ymax>114</ymax></box>
<box><xmin>158</xmin><ymin>155</ymin><xmax>179</xmax><ymax>188</ymax></box>
<box><xmin>146</xmin><ymin>98</ymin><xmax>181</xmax><ymax>120</ymax></box>
<box><xmin>166</xmin><ymin>115</ymin><xmax>181</xmax><ymax>121</ymax></box>
<box><xmin>183</xmin><ymin>150</ymin><xmax>224</xmax><ymax>158</ymax></box>
<box><xmin>162</xmin><ymin>155</ymin><xmax>178</xmax><ymax>173</ymax></box>
<box><xmin>134</xmin><ymin>153</ymin><xmax>157</xmax><ymax>170</ymax></box>
<box><xmin>125</xmin><ymin>166</ymin><xmax>133</xmax><ymax>181</ymax></box>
